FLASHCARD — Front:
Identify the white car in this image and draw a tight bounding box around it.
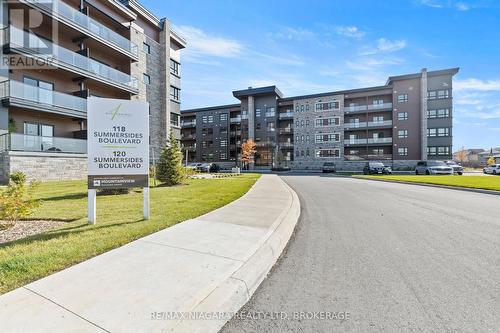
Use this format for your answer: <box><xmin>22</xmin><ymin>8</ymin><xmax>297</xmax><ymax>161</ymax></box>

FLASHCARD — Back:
<box><xmin>483</xmin><ymin>164</ymin><xmax>500</xmax><ymax>175</ymax></box>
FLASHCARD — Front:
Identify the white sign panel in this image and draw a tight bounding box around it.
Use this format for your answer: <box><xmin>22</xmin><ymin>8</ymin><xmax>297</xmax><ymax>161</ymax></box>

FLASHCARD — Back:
<box><xmin>87</xmin><ymin>97</ymin><xmax>150</xmax><ymax>189</ymax></box>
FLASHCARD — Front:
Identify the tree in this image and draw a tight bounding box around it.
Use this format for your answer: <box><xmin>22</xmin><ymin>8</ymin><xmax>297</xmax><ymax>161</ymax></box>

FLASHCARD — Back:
<box><xmin>241</xmin><ymin>139</ymin><xmax>256</xmax><ymax>169</ymax></box>
<box><xmin>455</xmin><ymin>147</ymin><xmax>467</xmax><ymax>164</ymax></box>
<box><xmin>274</xmin><ymin>147</ymin><xmax>284</xmax><ymax>168</ymax></box>
<box><xmin>0</xmin><ymin>171</ymin><xmax>40</xmax><ymax>222</ymax></box>
<box><xmin>156</xmin><ymin>133</ymin><xmax>185</xmax><ymax>186</ymax></box>
<box><xmin>487</xmin><ymin>156</ymin><xmax>496</xmax><ymax>166</ymax></box>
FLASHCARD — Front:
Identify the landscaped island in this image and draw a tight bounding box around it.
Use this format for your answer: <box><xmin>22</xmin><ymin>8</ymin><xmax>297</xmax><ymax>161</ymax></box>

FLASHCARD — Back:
<box><xmin>0</xmin><ymin>174</ymin><xmax>260</xmax><ymax>294</ymax></box>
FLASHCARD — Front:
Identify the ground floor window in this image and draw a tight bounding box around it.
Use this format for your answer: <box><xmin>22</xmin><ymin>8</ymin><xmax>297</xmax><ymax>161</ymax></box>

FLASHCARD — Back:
<box><xmin>315</xmin><ymin>149</ymin><xmax>340</xmax><ymax>158</ymax></box>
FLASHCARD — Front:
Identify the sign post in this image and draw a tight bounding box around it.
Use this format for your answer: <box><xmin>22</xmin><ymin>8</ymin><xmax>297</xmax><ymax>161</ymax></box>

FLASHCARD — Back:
<box><xmin>87</xmin><ymin>97</ymin><xmax>150</xmax><ymax>224</ymax></box>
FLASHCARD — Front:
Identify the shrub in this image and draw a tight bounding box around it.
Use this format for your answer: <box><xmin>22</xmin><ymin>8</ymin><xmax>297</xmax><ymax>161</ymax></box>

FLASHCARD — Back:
<box><xmin>97</xmin><ymin>188</ymin><xmax>130</xmax><ymax>196</ymax></box>
<box><xmin>156</xmin><ymin>133</ymin><xmax>186</xmax><ymax>186</ymax></box>
<box><xmin>0</xmin><ymin>171</ymin><xmax>40</xmax><ymax>221</ymax></box>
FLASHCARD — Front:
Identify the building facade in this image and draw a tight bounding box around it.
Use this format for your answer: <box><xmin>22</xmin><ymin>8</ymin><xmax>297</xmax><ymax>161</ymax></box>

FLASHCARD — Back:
<box><xmin>181</xmin><ymin>68</ymin><xmax>459</xmax><ymax>171</ymax></box>
<box><xmin>0</xmin><ymin>0</ymin><xmax>185</xmax><ymax>183</ymax></box>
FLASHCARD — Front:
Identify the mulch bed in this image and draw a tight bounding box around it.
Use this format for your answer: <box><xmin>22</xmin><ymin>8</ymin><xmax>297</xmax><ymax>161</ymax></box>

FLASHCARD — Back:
<box><xmin>0</xmin><ymin>220</ymin><xmax>67</xmax><ymax>245</ymax></box>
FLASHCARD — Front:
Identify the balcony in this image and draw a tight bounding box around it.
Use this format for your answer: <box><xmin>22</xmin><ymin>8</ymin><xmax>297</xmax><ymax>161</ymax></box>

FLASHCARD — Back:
<box><xmin>0</xmin><ymin>80</ymin><xmax>87</xmax><ymax>118</ymax></box>
<box><xmin>344</xmin><ymin>120</ymin><xmax>393</xmax><ymax>130</ymax></box>
<box><xmin>255</xmin><ymin>141</ymin><xmax>274</xmax><ymax>147</ymax></box>
<box><xmin>279</xmin><ymin>142</ymin><xmax>294</xmax><ymax>148</ymax></box>
<box><xmin>344</xmin><ymin>138</ymin><xmax>393</xmax><ymax>145</ymax></box>
<box><xmin>279</xmin><ymin>112</ymin><xmax>294</xmax><ymax>119</ymax></box>
<box><xmin>265</xmin><ymin>112</ymin><xmax>276</xmax><ymax>118</ymax></box>
<box><xmin>344</xmin><ymin>103</ymin><xmax>392</xmax><ymax>114</ymax></box>
<box><xmin>181</xmin><ymin>121</ymin><xmax>196</xmax><ymax>128</ymax></box>
<box><xmin>6</xmin><ymin>26</ymin><xmax>138</xmax><ymax>93</ymax></box>
<box><xmin>278</xmin><ymin>127</ymin><xmax>293</xmax><ymax>134</ymax></box>
<box><xmin>21</xmin><ymin>0</ymin><xmax>138</xmax><ymax>58</ymax></box>
<box><xmin>181</xmin><ymin>134</ymin><xmax>196</xmax><ymax>140</ymax></box>
<box><xmin>230</xmin><ymin>116</ymin><xmax>242</xmax><ymax>123</ymax></box>
<box><xmin>183</xmin><ymin>146</ymin><xmax>196</xmax><ymax>152</ymax></box>
<box><xmin>0</xmin><ymin>133</ymin><xmax>87</xmax><ymax>154</ymax></box>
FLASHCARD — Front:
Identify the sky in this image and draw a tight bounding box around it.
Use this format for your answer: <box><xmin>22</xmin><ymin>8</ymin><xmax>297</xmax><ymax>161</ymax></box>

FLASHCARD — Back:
<box><xmin>140</xmin><ymin>0</ymin><xmax>500</xmax><ymax>150</ymax></box>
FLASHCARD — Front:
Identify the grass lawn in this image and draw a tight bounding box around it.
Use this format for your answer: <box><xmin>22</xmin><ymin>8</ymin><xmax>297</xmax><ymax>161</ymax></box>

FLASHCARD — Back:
<box><xmin>356</xmin><ymin>175</ymin><xmax>500</xmax><ymax>191</ymax></box>
<box><xmin>0</xmin><ymin>174</ymin><xmax>260</xmax><ymax>294</ymax></box>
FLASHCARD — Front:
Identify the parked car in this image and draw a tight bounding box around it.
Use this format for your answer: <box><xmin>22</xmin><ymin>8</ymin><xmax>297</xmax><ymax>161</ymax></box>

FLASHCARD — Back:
<box><xmin>363</xmin><ymin>162</ymin><xmax>392</xmax><ymax>175</ymax></box>
<box><xmin>199</xmin><ymin>163</ymin><xmax>220</xmax><ymax>173</ymax></box>
<box><xmin>415</xmin><ymin>161</ymin><xmax>453</xmax><ymax>175</ymax></box>
<box><xmin>322</xmin><ymin>162</ymin><xmax>336</xmax><ymax>173</ymax></box>
<box><xmin>483</xmin><ymin>164</ymin><xmax>500</xmax><ymax>175</ymax></box>
<box><xmin>444</xmin><ymin>160</ymin><xmax>464</xmax><ymax>175</ymax></box>
<box><xmin>186</xmin><ymin>162</ymin><xmax>202</xmax><ymax>170</ymax></box>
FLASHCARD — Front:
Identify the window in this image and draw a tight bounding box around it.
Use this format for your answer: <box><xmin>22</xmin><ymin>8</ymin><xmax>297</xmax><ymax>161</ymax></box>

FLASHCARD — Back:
<box><xmin>372</xmin><ymin>116</ymin><xmax>384</xmax><ymax>123</ymax></box>
<box><xmin>295</xmin><ymin>120</ymin><xmax>299</xmax><ymax>127</ymax></box>
<box><xmin>305</xmin><ymin>119</ymin><xmax>310</xmax><ymax>126</ymax></box>
<box><xmin>202</xmin><ymin>116</ymin><xmax>208</xmax><ymax>124</ymax></box>
<box><xmin>170</xmin><ymin>86</ymin><xmax>180</xmax><ymax>101</ymax></box>
<box><xmin>23</xmin><ymin>77</ymin><xmax>54</xmax><ymax>104</ymax></box>
<box><xmin>315</xmin><ymin>149</ymin><xmax>340</xmax><ymax>158</ymax></box>
<box><xmin>373</xmin><ymin>99</ymin><xmax>384</xmax><ymax>105</ymax></box>
<box><xmin>266</xmin><ymin>107</ymin><xmax>275</xmax><ymax>117</ymax></box>
<box><xmin>315</xmin><ymin>100</ymin><xmax>340</xmax><ymax>111</ymax></box>
<box><xmin>202</xmin><ymin>128</ymin><xmax>213</xmax><ymax>136</ymax></box>
<box><xmin>220</xmin><ymin>152</ymin><xmax>227</xmax><ymax>160</ymax></box>
<box><xmin>220</xmin><ymin>127</ymin><xmax>228</xmax><ymax>134</ymax></box>
<box><xmin>398</xmin><ymin>112</ymin><xmax>408</xmax><ymax>121</ymax></box>
<box><xmin>315</xmin><ymin>133</ymin><xmax>340</xmax><ymax>143</ymax></box>
<box><xmin>306</xmin><ymin>148</ymin><xmax>310</xmax><ymax>156</ymax></box>
<box><xmin>427</xmin><ymin>127</ymin><xmax>450</xmax><ymax>137</ymax></box>
<box><xmin>300</xmin><ymin>105</ymin><xmax>304</xmax><ymax>112</ymax></box>
<box><xmin>427</xmin><ymin>108</ymin><xmax>451</xmax><ymax>119</ymax></box>
<box><xmin>170</xmin><ymin>59</ymin><xmax>179</xmax><ymax>75</ymax></box>
<box><xmin>301</xmin><ymin>135</ymin><xmax>304</xmax><ymax>143</ymax></box>
<box><xmin>315</xmin><ymin>117</ymin><xmax>340</xmax><ymax>127</ymax></box>
<box><xmin>170</xmin><ymin>113</ymin><xmax>179</xmax><ymax>127</ymax></box>
<box><xmin>256</xmin><ymin>123</ymin><xmax>261</xmax><ymax>130</ymax></box>
<box><xmin>398</xmin><ymin>147</ymin><xmax>408</xmax><ymax>156</ymax></box>
<box><xmin>267</xmin><ymin>122</ymin><xmax>275</xmax><ymax>131</ymax></box>
<box><xmin>143</xmin><ymin>42</ymin><xmax>151</xmax><ymax>54</ymax></box>
<box><xmin>397</xmin><ymin>94</ymin><xmax>408</xmax><ymax>103</ymax></box>
<box><xmin>208</xmin><ymin>115</ymin><xmax>214</xmax><ymax>123</ymax></box>
<box><xmin>428</xmin><ymin>146</ymin><xmax>451</xmax><ymax>156</ymax></box>
<box><xmin>306</xmin><ymin>104</ymin><xmax>310</xmax><ymax>111</ymax></box>
<box><xmin>373</xmin><ymin>149</ymin><xmax>384</xmax><ymax>155</ymax></box>
<box><xmin>256</xmin><ymin>108</ymin><xmax>261</xmax><ymax>117</ymax></box>
<box><xmin>300</xmin><ymin>120</ymin><xmax>304</xmax><ymax>127</ymax></box>
<box><xmin>398</xmin><ymin>130</ymin><xmax>408</xmax><ymax>138</ymax></box>
<box><xmin>143</xmin><ymin>73</ymin><xmax>151</xmax><ymax>85</ymax></box>
<box><xmin>220</xmin><ymin>140</ymin><xmax>227</xmax><ymax>147</ymax></box>
<box><xmin>428</xmin><ymin>89</ymin><xmax>450</xmax><ymax>100</ymax></box>
<box><xmin>220</xmin><ymin>113</ymin><xmax>228</xmax><ymax>122</ymax></box>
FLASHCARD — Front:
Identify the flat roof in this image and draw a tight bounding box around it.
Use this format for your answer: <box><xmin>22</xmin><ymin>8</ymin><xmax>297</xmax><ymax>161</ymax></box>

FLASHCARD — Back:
<box><xmin>233</xmin><ymin>86</ymin><xmax>283</xmax><ymax>99</ymax></box>
<box><xmin>279</xmin><ymin>85</ymin><xmax>393</xmax><ymax>102</ymax></box>
<box><xmin>181</xmin><ymin>103</ymin><xmax>241</xmax><ymax>114</ymax></box>
<box><xmin>386</xmin><ymin>67</ymin><xmax>459</xmax><ymax>85</ymax></box>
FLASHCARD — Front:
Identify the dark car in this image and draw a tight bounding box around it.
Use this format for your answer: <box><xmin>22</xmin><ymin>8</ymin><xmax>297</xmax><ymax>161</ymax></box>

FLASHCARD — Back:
<box><xmin>444</xmin><ymin>160</ymin><xmax>464</xmax><ymax>175</ymax></box>
<box><xmin>363</xmin><ymin>162</ymin><xmax>392</xmax><ymax>175</ymax></box>
<box><xmin>322</xmin><ymin>162</ymin><xmax>336</xmax><ymax>173</ymax></box>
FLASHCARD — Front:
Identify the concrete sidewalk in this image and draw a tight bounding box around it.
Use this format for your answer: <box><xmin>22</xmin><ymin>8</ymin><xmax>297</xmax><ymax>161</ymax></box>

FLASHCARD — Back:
<box><xmin>0</xmin><ymin>174</ymin><xmax>300</xmax><ymax>333</ymax></box>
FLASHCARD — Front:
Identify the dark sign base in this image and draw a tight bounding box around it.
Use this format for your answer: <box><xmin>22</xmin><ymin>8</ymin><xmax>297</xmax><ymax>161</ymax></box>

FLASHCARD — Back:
<box><xmin>88</xmin><ymin>175</ymin><xmax>149</xmax><ymax>189</ymax></box>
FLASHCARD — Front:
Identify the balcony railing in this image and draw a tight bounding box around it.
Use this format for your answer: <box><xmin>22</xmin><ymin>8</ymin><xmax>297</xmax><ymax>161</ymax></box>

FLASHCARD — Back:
<box><xmin>279</xmin><ymin>142</ymin><xmax>294</xmax><ymax>148</ymax></box>
<box><xmin>230</xmin><ymin>116</ymin><xmax>242</xmax><ymax>123</ymax></box>
<box><xmin>0</xmin><ymin>80</ymin><xmax>86</xmax><ymax>116</ymax></box>
<box><xmin>279</xmin><ymin>112</ymin><xmax>294</xmax><ymax>119</ymax></box>
<box><xmin>23</xmin><ymin>0</ymin><xmax>138</xmax><ymax>57</ymax></box>
<box><xmin>181</xmin><ymin>121</ymin><xmax>196</xmax><ymax>128</ymax></box>
<box><xmin>0</xmin><ymin>133</ymin><xmax>87</xmax><ymax>154</ymax></box>
<box><xmin>7</xmin><ymin>26</ymin><xmax>138</xmax><ymax>92</ymax></box>
<box><xmin>345</xmin><ymin>154</ymin><xmax>392</xmax><ymax>161</ymax></box>
<box><xmin>345</xmin><ymin>120</ymin><xmax>393</xmax><ymax>129</ymax></box>
<box><xmin>345</xmin><ymin>103</ymin><xmax>393</xmax><ymax>113</ymax></box>
<box><xmin>182</xmin><ymin>134</ymin><xmax>196</xmax><ymax>140</ymax></box>
<box><xmin>265</xmin><ymin>112</ymin><xmax>276</xmax><ymax>117</ymax></box>
<box><xmin>279</xmin><ymin>127</ymin><xmax>293</xmax><ymax>134</ymax></box>
<box><xmin>344</xmin><ymin>137</ymin><xmax>393</xmax><ymax>145</ymax></box>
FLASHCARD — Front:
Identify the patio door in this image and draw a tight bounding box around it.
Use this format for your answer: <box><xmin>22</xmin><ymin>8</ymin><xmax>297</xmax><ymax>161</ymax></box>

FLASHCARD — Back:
<box><xmin>23</xmin><ymin>77</ymin><xmax>54</xmax><ymax>105</ymax></box>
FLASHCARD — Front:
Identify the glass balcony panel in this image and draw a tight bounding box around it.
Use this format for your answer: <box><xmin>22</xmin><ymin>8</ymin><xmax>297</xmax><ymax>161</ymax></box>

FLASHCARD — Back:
<box><xmin>28</xmin><ymin>0</ymin><xmax>138</xmax><ymax>56</ymax></box>
<box><xmin>9</xmin><ymin>27</ymin><xmax>138</xmax><ymax>90</ymax></box>
<box><xmin>5</xmin><ymin>133</ymin><xmax>87</xmax><ymax>154</ymax></box>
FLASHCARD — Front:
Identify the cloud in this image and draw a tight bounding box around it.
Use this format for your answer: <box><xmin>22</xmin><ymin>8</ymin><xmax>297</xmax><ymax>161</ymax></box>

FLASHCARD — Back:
<box><xmin>346</xmin><ymin>57</ymin><xmax>404</xmax><ymax>71</ymax></box>
<box><xmin>418</xmin><ymin>0</ymin><xmax>477</xmax><ymax>11</ymax></box>
<box><xmin>359</xmin><ymin>38</ymin><xmax>406</xmax><ymax>55</ymax></box>
<box><xmin>267</xmin><ymin>27</ymin><xmax>315</xmax><ymax>41</ymax></box>
<box><xmin>174</xmin><ymin>25</ymin><xmax>243</xmax><ymax>58</ymax></box>
<box><xmin>454</xmin><ymin>78</ymin><xmax>500</xmax><ymax>91</ymax></box>
<box><xmin>253</xmin><ymin>51</ymin><xmax>305</xmax><ymax>66</ymax></box>
<box><xmin>334</xmin><ymin>26</ymin><xmax>365</xmax><ymax>38</ymax></box>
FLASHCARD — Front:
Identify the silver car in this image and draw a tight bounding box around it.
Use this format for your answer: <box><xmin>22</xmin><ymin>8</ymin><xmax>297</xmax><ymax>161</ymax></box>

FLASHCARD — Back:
<box><xmin>415</xmin><ymin>161</ymin><xmax>453</xmax><ymax>175</ymax></box>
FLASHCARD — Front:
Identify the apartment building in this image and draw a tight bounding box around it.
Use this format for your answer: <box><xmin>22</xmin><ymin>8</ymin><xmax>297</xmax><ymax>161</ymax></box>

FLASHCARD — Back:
<box><xmin>0</xmin><ymin>0</ymin><xmax>185</xmax><ymax>183</ymax></box>
<box><xmin>181</xmin><ymin>68</ymin><xmax>458</xmax><ymax>171</ymax></box>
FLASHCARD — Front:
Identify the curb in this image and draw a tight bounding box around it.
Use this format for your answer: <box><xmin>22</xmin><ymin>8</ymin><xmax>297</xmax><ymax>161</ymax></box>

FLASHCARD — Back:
<box><xmin>172</xmin><ymin>176</ymin><xmax>301</xmax><ymax>333</ymax></box>
<box><xmin>355</xmin><ymin>177</ymin><xmax>500</xmax><ymax>196</ymax></box>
